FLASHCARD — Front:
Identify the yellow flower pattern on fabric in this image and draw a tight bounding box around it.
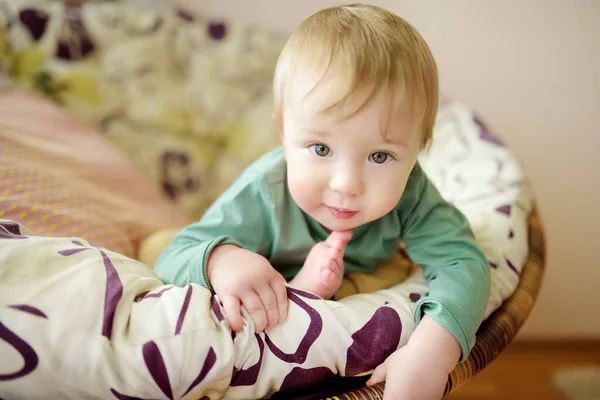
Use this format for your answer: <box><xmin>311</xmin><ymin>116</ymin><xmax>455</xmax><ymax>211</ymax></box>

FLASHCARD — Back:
<box><xmin>1</xmin><ymin>0</ymin><xmax>285</xmax><ymax>219</ymax></box>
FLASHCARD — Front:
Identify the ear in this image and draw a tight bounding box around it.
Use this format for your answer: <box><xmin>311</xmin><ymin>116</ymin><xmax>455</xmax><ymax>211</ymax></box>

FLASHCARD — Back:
<box><xmin>273</xmin><ymin>112</ymin><xmax>283</xmax><ymax>142</ymax></box>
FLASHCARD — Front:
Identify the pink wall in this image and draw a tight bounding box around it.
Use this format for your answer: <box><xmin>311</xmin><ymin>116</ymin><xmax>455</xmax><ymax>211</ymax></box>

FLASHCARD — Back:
<box><xmin>176</xmin><ymin>0</ymin><xmax>600</xmax><ymax>338</ymax></box>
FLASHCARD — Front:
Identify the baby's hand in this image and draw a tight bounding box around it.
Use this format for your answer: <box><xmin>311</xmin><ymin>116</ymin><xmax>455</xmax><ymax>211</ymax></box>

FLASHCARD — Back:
<box><xmin>207</xmin><ymin>245</ymin><xmax>288</xmax><ymax>333</ymax></box>
<box><xmin>366</xmin><ymin>315</ymin><xmax>460</xmax><ymax>400</ymax></box>
<box><xmin>366</xmin><ymin>344</ymin><xmax>448</xmax><ymax>400</ymax></box>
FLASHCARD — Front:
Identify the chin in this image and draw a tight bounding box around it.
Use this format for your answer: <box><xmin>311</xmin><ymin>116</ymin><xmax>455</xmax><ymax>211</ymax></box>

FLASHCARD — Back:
<box><xmin>319</xmin><ymin>217</ymin><xmax>361</xmax><ymax>232</ymax></box>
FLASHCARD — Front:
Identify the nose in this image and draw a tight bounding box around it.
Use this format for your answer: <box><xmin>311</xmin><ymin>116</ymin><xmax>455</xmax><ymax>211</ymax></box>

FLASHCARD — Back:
<box><xmin>329</xmin><ymin>169</ymin><xmax>364</xmax><ymax>197</ymax></box>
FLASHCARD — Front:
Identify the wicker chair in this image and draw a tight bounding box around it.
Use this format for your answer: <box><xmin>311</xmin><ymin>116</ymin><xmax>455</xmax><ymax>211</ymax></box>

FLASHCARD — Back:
<box><xmin>290</xmin><ymin>206</ymin><xmax>546</xmax><ymax>400</ymax></box>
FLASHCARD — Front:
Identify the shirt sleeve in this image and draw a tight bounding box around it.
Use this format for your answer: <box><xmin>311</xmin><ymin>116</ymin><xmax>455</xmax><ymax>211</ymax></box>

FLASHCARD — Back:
<box><xmin>154</xmin><ymin>175</ymin><xmax>277</xmax><ymax>291</ymax></box>
<box><xmin>398</xmin><ymin>163</ymin><xmax>491</xmax><ymax>362</ymax></box>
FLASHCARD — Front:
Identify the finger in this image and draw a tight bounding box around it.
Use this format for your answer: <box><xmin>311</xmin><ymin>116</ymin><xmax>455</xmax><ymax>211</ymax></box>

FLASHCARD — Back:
<box><xmin>257</xmin><ymin>284</ymin><xmax>279</xmax><ymax>329</ymax></box>
<box><xmin>221</xmin><ymin>294</ymin><xmax>243</xmax><ymax>332</ymax></box>
<box><xmin>326</xmin><ymin>229</ymin><xmax>353</xmax><ymax>249</ymax></box>
<box><xmin>328</xmin><ymin>246</ymin><xmax>342</xmax><ymax>265</ymax></box>
<box><xmin>338</xmin><ymin>229</ymin><xmax>354</xmax><ymax>243</ymax></box>
<box><xmin>272</xmin><ymin>280</ymin><xmax>289</xmax><ymax>324</ymax></box>
<box><xmin>381</xmin><ymin>374</ymin><xmax>405</xmax><ymax>400</ymax></box>
<box><xmin>366</xmin><ymin>362</ymin><xmax>387</xmax><ymax>386</ymax></box>
<box><xmin>325</xmin><ymin>247</ymin><xmax>343</xmax><ymax>275</ymax></box>
<box><xmin>325</xmin><ymin>232</ymin><xmax>342</xmax><ymax>248</ymax></box>
<box><xmin>241</xmin><ymin>291</ymin><xmax>267</xmax><ymax>333</ymax></box>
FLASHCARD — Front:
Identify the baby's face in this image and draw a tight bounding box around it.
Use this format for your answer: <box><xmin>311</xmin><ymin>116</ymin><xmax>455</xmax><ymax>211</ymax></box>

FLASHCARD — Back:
<box><xmin>281</xmin><ymin>73</ymin><xmax>422</xmax><ymax>232</ymax></box>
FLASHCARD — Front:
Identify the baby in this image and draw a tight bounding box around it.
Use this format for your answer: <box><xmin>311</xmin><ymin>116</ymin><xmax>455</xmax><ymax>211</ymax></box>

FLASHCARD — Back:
<box><xmin>155</xmin><ymin>4</ymin><xmax>490</xmax><ymax>399</ymax></box>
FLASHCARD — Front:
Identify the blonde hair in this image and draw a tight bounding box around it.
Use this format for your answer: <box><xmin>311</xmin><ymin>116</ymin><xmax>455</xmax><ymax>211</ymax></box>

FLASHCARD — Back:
<box><xmin>273</xmin><ymin>4</ymin><xmax>438</xmax><ymax>148</ymax></box>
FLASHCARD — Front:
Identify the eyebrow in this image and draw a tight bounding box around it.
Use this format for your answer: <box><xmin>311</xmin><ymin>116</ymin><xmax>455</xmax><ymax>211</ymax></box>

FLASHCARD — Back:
<box><xmin>302</xmin><ymin>128</ymin><xmax>329</xmax><ymax>135</ymax></box>
<box><xmin>297</xmin><ymin>128</ymin><xmax>330</xmax><ymax>139</ymax></box>
<box><xmin>301</xmin><ymin>126</ymin><xmax>410</xmax><ymax>149</ymax></box>
<box><xmin>310</xmin><ymin>129</ymin><xmax>331</xmax><ymax>136</ymax></box>
<box><xmin>383</xmin><ymin>134</ymin><xmax>409</xmax><ymax>148</ymax></box>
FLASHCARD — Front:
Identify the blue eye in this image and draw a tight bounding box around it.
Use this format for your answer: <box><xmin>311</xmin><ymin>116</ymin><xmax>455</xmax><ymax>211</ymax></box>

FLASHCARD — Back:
<box><xmin>311</xmin><ymin>144</ymin><xmax>330</xmax><ymax>157</ymax></box>
<box><xmin>370</xmin><ymin>152</ymin><xmax>390</xmax><ymax>164</ymax></box>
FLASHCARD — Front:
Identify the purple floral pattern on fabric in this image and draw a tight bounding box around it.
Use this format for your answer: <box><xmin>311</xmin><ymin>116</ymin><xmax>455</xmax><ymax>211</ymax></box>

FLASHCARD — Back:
<box><xmin>55</xmin><ymin>6</ymin><xmax>95</xmax><ymax>61</ymax></box>
<box><xmin>208</xmin><ymin>22</ymin><xmax>227</xmax><ymax>40</ymax></box>
<box><xmin>409</xmin><ymin>293</ymin><xmax>421</xmax><ymax>303</ymax></box>
<box><xmin>111</xmin><ymin>344</ymin><xmax>216</xmax><ymax>400</ymax></box>
<box><xmin>496</xmin><ymin>205</ymin><xmax>512</xmax><ymax>216</ymax></box>
<box><xmin>182</xmin><ymin>347</ymin><xmax>217</xmax><ymax>396</ymax></box>
<box><xmin>230</xmin><ymin>333</ymin><xmax>265</xmax><ymax>387</ymax></box>
<box><xmin>175</xmin><ymin>285</ymin><xmax>193</xmax><ymax>335</ymax></box>
<box><xmin>176</xmin><ymin>9</ymin><xmax>195</xmax><ymax>22</ymax></box>
<box><xmin>99</xmin><ymin>252</ymin><xmax>123</xmax><ymax>338</ymax></box>
<box><xmin>264</xmin><ymin>287</ymin><xmax>323</xmax><ymax>364</ymax></box>
<box><xmin>133</xmin><ymin>286</ymin><xmax>176</xmax><ymax>303</ymax></box>
<box><xmin>160</xmin><ymin>151</ymin><xmax>201</xmax><ymax>201</ymax></box>
<box><xmin>7</xmin><ymin>305</ymin><xmax>47</xmax><ymax>319</ymax></box>
<box><xmin>110</xmin><ymin>389</ymin><xmax>156</xmax><ymax>400</ymax></box>
<box><xmin>447</xmin><ymin>143</ymin><xmax>525</xmax><ymax>206</ymax></box>
<box><xmin>0</xmin><ymin>221</ymin><xmax>27</xmax><ymax>239</ymax></box>
<box><xmin>274</xmin><ymin>367</ymin><xmax>337</xmax><ymax>396</ymax></box>
<box><xmin>211</xmin><ymin>296</ymin><xmax>225</xmax><ymax>322</ymax></box>
<box><xmin>505</xmin><ymin>257</ymin><xmax>519</xmax><ymax>275</ymax></box>
<box><xmin>0</xmin><ymin>321</ymin><xmax>39</xmax><ymax>381</ymax></box>
<box><xmin>287</xmin><ymin>287</ymin><xmax>321</xmax><ymax>300</ymax></box>
<box><xmin>143</xmin><ymin>341</ymin><xmax>174</xmax><ymax>399</ymax></box>
<box><xmin>18</xmin><ymin>8</ymin><xmax>49</xmax><ymax>41</ymax></box>
<box><xmin>345</xmin><ymin>306</ymin><xmax>402</xmax><ymax>376</ymax></box>
<box><xmin>59</xmin><ymin>241</ymin><xmax>123</xmax><ymax>340</ymax></box>
<box><xmin>474</xmin><ymin>116</ymin><xmax>503</xmax><ymax>146</ymax></box>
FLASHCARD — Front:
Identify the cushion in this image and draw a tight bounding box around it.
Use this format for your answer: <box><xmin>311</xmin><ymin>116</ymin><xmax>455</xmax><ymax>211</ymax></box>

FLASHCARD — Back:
<box><xmin>0</xmin><ymin>91</ymin><xmax>189</xmax><ymax>259</ymax></box>
<box><xmin>0</xmin><ymin>99</ymin><xmax>534</xmax><ymax>399</ymax></box>
<box><xmin>1</xmin><ymin>0</ymin><xmax>285</xmax><ymax>220</ymax></box>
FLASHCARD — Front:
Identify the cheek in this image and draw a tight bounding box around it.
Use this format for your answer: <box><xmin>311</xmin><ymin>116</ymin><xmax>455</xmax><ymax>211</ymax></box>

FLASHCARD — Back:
<box><xmin>378</xmin><ymin>187</ymin><xmax>404</xmax><ymax>214</ymax></box>
<box><xmin>287</xmin><ymin>175</ymin><xmax>314</xmax><ymax>211</ymax></box>
<box><xmin>366</xmin><ymin>169</ymin><xmax>410</xmax><ymax>217</ymax></box>
<box><xmin>286</xmin><ymin>154</ymin><xmax>325</xmax><ymax>211</ymax></box>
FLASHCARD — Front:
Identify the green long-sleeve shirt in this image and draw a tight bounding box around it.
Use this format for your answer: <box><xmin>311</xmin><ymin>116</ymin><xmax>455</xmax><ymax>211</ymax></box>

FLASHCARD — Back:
<box><xmin>154</xmin><ymin>147</ymin><xmax>490</xmax><ymax>361</ymax></box>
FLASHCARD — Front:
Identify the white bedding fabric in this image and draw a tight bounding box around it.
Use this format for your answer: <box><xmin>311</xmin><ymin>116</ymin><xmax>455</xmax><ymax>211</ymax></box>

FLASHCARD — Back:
<box><xmin>0</xmin><ymin>100</ymin><xmax>533</xmax><ymax>400</ymax></box>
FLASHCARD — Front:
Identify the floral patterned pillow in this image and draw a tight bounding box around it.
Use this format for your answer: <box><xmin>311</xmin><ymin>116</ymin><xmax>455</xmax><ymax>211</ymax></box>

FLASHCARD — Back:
<box><xmin>1</xmin><ymin>0</ymin><xmax>285</xmax><ymax>220</ymax></box>
<box><xmin>0</xmin><ymin>91</ymin><xmax>189</xmax><ymax>259</ymax></box>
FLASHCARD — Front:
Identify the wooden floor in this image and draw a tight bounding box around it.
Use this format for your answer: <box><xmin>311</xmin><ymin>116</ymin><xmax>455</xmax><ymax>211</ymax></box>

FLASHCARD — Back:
<box><xmin>446</xmin><ymin>342</ymin><xmax>600</xmax><ymax>400</ymax></box>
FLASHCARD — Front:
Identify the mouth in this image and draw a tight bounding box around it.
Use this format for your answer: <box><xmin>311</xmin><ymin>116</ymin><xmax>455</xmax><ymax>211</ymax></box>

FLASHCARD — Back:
<box><xmin>326</xmin><ymin>206</ymin><xmax>358</xmax><ymax>220</ymax></box>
